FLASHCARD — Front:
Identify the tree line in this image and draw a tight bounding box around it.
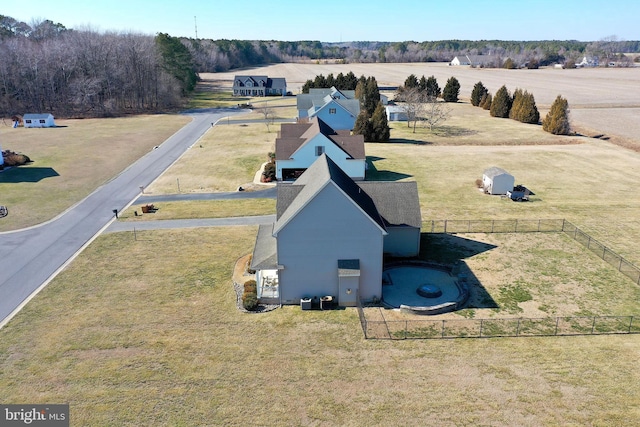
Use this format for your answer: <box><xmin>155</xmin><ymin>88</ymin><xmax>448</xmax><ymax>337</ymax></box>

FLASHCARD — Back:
<box><xmin>0</xmin><ymin>16</ymin><xmax>196</xmax><ymax>118</ymax></box>
<box><xmin>0</xmin><ymin>13</ymin><xmax>633</xmax><ymax>118</ymax></box>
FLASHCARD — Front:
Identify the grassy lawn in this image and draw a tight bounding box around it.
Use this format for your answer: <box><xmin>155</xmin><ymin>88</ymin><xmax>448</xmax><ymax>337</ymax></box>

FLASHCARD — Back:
<box><xmin>4</xmin><ymin>81</ymin><xmax>640</xmax><ymax>425</ymax></box>
<box><xmin>121</xmin><ymin>199</ymin><xmax>275</xmax><ymax>221</ymax></box>
<box><xmin>1</xmin><ymin>227</ymin><xmax>639</xmax><ymax>425</ymax></box>
<box><xmin>0</xmin><ymin>115</ymin><xmax>190</xmax><ymax>231</ymax></box>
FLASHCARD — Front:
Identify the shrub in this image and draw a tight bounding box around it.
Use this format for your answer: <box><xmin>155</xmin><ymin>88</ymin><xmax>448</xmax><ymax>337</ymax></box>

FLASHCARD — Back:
<box><xmin>475</xmin><ymin>178</ymin><xmax>483</xmax><ymax>188</ymax></box>
<box><xmin>242</xmin><ymin>292</ymin><xmax>258</xmax><ymax>311</ymax></box>
<box><xmin>262</xmin><ymin>162</ymin><xmax>276</xmax><ymax>182</ymax></box>
<box><xmin>2</xmin><ymin>151</ymin><xmax>31</xmax><ymax>167</ymax></box>
<box><xmin>244</xmin><ymin>279</ymin><xmax>257</xmax><ymax>293</ymax></box>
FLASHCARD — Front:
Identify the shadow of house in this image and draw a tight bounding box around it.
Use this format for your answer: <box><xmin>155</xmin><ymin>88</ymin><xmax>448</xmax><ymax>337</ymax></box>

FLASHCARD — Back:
<box><xmin>365</xmin><ymin>156</ymin><xmax>412</xmax><ymax>181</ymax></box>
<box><xmin>0</xmin><ymin>167</ymin><xmax>60</xmax><ymax>183</ymax></box>
<box><xmin>418</xmin><ymin>233</ymin><xmax>499</xmax><ymax>309</ymax></box>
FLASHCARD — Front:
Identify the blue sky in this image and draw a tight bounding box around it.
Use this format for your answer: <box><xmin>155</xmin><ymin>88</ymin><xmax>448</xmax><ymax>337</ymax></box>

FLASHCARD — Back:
<box><xmin>3</xmin><ymin>0</ymin><xmax>638</xmax><ymax>42</ymax></box>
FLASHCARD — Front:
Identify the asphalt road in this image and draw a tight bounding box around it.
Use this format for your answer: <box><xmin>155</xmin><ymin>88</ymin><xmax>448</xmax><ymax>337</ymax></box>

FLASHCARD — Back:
<box><xmin>0</xmin><ymin>108</ymin><xmax>249</xmax><ymax>328</ymax></box>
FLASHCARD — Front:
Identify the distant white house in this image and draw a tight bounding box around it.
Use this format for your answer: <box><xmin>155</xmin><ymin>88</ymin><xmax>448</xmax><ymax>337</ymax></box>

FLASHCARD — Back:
<box><xmin>482</xmin><ymin>167</ymin><xmax>514</xmax><ymax>195</ymax></box>
<box><xmin>577</xmin><ymin>56</ymin><xmax>599</xmax><ymax>68</ymax></box>
<box><xmin>23</xmin><ymin>113</ymin><xmax>55</xmax><ymax>128</ymax></box>
<box><xmin>450</xmin><ymin>55</ymin><xmax>496</xmax><ymax>67</ymax></box>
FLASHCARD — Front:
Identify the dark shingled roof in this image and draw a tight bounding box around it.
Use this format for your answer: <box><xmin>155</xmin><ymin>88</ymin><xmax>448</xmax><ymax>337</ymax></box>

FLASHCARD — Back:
<box><xmin>357</xmin><ymin>181</ymin><xmax>422</xmax><ymax>228</ymax></box>
<box><xmin>275</xmin><ymin>117</ymin><xmax>364</xmax><ymax>160</ymax></box>
<box><xmin>250</xmin><ymin>223</ymin><xmax>278</xmax><ymax>270</ymax></box>
<box><xmin>274</xmin><ymin>154</ymin><xmax>386</xmax><ymax>234</ymax></box>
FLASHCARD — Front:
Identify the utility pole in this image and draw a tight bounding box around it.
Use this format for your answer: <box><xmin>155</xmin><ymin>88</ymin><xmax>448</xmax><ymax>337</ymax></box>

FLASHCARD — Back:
<box><xmin>194</xmin><ymin>16</ymin><xmax>198</xmax><ymax>39</ymax></box>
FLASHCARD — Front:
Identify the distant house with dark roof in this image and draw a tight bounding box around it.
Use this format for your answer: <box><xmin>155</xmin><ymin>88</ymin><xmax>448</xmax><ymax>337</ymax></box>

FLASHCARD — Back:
<box><xmin>450</xmin><ymin>54</ymin><xmax>497</xmax><ymax>67</ymax></box>
<box><xmin>232</xmin><ymin>75</ymin><xmax>287</xmax><ymax>97</ymax></box>
<box><xmin>250</xmin><ymin>154</ymin><xmax>421</xmax><ymax>306</ymax></box>
<box><xmin>275</xmin><ymin>117</ymin><xmax>366</xmax><ymax>181</ymax></box>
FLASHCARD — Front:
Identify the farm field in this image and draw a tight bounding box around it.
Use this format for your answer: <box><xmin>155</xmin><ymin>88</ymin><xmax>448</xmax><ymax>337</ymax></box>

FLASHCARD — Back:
<box><xmin>205</xmin><ymin>62</ymin><xmax>640</xmax><ymax>149</ymax></box>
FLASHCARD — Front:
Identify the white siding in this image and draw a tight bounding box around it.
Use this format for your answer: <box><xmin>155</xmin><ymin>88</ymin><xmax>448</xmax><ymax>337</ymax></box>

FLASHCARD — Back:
<box><xmin>276</xmin><ymin>134</ymin><xmax>365</xmax><ymax>180</ymax></box>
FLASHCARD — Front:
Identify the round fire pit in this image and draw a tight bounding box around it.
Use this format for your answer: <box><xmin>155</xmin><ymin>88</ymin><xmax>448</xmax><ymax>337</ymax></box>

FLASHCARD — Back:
<box><xmin>416</xmin><ymin>283</ymin><xmax>443</xmax><ymax>298</ymax></box>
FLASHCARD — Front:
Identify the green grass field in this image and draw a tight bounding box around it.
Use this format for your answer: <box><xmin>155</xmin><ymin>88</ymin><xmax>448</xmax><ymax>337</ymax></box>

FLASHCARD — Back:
<box><xmin>3</xmin><ymin>84</ymin><xmax>640</xmax><ymax>425</ymax></box>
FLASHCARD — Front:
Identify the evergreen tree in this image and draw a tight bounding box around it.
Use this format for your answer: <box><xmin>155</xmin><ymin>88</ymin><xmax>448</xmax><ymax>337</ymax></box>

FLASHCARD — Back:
<box><xmin>490</xmin><ymin>85</ymin><xmax>512</xmax><ymax>117</ymax></box>
<box><xmin>325</xmin><ymin>73</ymin><xmax>335</xmax><ymax>88</ymax></box>
<box><xmin>354</xmin><ymin>110</ymin><xmax>373</xmax><ymax>141</ymax></box>
<box><xmin>442</xmin><ymin>76</ymin><xmax>460</xmax><ymax>102</ymax></box>
<box><xmin>503</xmin><ymin>57</ymin><xmax>516</xmax><ymax>69</ymax></box>
<box><xmin>425</xmin><ymin>75</ymin><xmax>441</xmax><ymax>99</ymax></box>
<box><xmin>155</xmin><ymin>33</ymin><xmax>197</xmax><ymax>95</ymax></box>
<box><xmin>418</xmin><ymin>75</ymin><xmax>428</xmax><ymax>92</ymax></box>
<box><xmin>471</xmin><ymin>81</ymin><xmax>488</xmax><ymax>107</ymax></box>
<box><xmin>313</xmin><ymin>74</ymin><xmax>327</xmax><ymax>88</ymax></box>
<box><xmin>301</xmin><ymin>79</ymin><xmax>313</xmax><ymax>93</ymax></box>
<box><xmin>404</xmin><ymin>74</ymin><xmax>419</xmax><ymax>89</ymax></box>
<box><xmin>344</xmin><ymin>71</ymin><xmax>358</xmax><ymax>90</ymax></box>
<box><xmin>363</xmin><ymin>76</ymin><xmax>380</xmax><ymax>116</ymax></box>
<box><xmin>509</xmin><ymin>88</ymin><xmax>524</xmax><ymax>120</ymax></box>
<box><xmin>543</xmin><ymin>95</ymin><xmax>571</xmax><ymax>135</ymax></box>
<box><xmin>371</xmin><ymin>101</ymin><xmax>390</xmax><ymax>142</ymax></box>
<box><xmin>480</xmin><ymin>92</ymin><xmax>492</xmax><ymax>110</ymax></box>
<box><xmin>518</xmin><ymin>91</ymin><xmax>540</xmax><ymax>124</ymax></box>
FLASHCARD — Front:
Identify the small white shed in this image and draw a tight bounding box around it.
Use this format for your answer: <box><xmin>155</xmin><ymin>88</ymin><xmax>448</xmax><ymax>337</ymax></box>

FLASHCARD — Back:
<box><xmin>23</xmin><ymin>113</ymin><xmax>56</xmax><ymax>128</ymax></box>
<box><xmin>483</xmin><ymin>167</ymin><xmax>514</xmax><ymax>195</ymax></box>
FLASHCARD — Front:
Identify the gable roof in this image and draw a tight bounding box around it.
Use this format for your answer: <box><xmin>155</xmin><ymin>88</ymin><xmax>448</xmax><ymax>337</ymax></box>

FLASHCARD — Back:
<box><xmin>483</xmin><ymin>166</ymin><xmax>512</xmax><ymax>178</ymax></box>
<box><xmin>275</xmin><ymin>117</ymin><xmax>364</xmax><ymax>161</ymax></box>
<box><xmin>23</xmin><ymin>113</ymin><xmax>54</xmax><ymax>119</ymax></box>
<box><xmin>357</xmin><ymin>181</ymin><xmax>422</xmax><ymax>228</ymax></box>
<box><xmin>234</xmin><ymin>75</ymin><xmax>268</xmax><ymax>87</ymax></box>
<box><xmin>309</xmin><ymin>95</ymin><xmax>360</xmax><ymax>118</ymax></box>
<box><xmin>273</xmin><ymin>154</ymin><xmax>386</xmax><ymax>236</ymax></box>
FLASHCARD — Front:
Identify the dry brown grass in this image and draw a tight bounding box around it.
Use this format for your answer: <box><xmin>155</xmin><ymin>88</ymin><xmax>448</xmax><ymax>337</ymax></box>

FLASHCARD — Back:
<box><xmin>1</xmin><ymin>227</ymin><xmax>639</xmax><ymax>426</ymax></box>
<box><xmin>0</xmin><ymin>115</ymin><xmax>190</xmax><ymax>230</ymax></box>
<box><xmin>204</xmin><ymin>63</ymin><xmax>640</xmax><ymax>149</ymax></box>
<box><xmin>145</xmin><ymin>122</ymin><xmax>278</xmax><ymax>194</ymax></box>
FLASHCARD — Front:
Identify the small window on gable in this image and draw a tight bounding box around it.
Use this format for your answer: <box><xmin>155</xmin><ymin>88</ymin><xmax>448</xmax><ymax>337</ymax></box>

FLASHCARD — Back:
<box><xmin>315</xmin><ymin>146</ymin><xmax>325</xmax><ymax>156</ymax></box>
<box><xmin>329</xmin><ymin>108</ymin><xmax>337</xmax><ymax>114</ymax></box>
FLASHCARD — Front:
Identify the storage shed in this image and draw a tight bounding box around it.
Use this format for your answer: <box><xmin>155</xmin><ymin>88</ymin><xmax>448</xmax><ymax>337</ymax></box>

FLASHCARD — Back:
<box><xmin>385</xmin><ymin>105</ymin><xmax>408</xmax><ymax>121</ymax></box>
<box><xmin>482</xmin><ymin>167</ymin><xmax>514</xmax><ymax>195</ymax></box>
<box><xmin>23</xmin><ymin>113</ymin><xmax>55</xmax><ymax>128</ymax></box>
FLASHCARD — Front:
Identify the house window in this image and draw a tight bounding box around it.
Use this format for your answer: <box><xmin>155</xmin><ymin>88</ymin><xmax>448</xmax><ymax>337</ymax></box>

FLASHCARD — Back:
<box><xmin>315</xmin><ymin>146</ymin><xmax>325</xmax><ymax>156</ymax></box>
<box><xmin>329</xmin><ymin>108</ymin><xmax>336</xmax><ymax>114</ymax></box>
<box><xmin>39</xmin><ymin>119</ymin><xmax>46</xmax><ymax>123</ymax></box>
<box><xmin>25</xmin><ymin>120</ymin><xmax>32</xmax><ymax>124</ymax></box>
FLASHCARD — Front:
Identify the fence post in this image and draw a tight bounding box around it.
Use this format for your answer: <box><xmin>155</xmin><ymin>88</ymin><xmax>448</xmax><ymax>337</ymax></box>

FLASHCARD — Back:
<box><xmin>591</xmin><ymin>316</ymin><xmax>597</xmax><ymax>334</ymax></box>
<box><xmin>514</xmin><ymin>219</ymin><xmax>518</xmax><ymax>233</ymax></box>
<box><xmin>516</xmin><ymin>318</ymin><xmax>521</xmax><ymax>336</ymax></box>
<box><xmin>629</xmin><ymin>316</ymin><xmax>633</xmax><ymax>333</ymax></box>
<box><xmin>491</xmin><ymin>220</ymin><xmax>494</xmax><ymax>233</ymax></box>
<box><xmin>587</xmin><ymin>236</ymin><xmax>591</xmax><ymax>249</ymax></box>
<box><xmin>444</xmin><ymin>220</ymin><xmax>447</xmax><ymax>234</ymax></box>
<box><xmin>405</xmin><ymin>320</ymin><xmax>408</xmax><ymax>340</ymax></box>
<box><xmin>555</xmin><ymin>317</ymin><xmax>560</xmax><ymax>336</ymax></box>
<box><xmin>479</xmin><ymin>319</ymin><xmax>483</xmax><ymax>337</ymax></box>
<box><xmin>441</xmin><ymin>320</ymin><xmax>445</xmax><ymax>338</ymax></box>
<box><xmin>538</xmin><ymin>219</ymin><xmax>541</xmax><ymax>232</ymax></box>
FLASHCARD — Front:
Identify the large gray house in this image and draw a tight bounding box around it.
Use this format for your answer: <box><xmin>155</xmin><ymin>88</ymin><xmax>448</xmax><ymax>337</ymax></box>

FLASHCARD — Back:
<box><xmin>232</xmin><ymin>75</ymin><xmax>287</xmax><ymax>97</ymax></box>
<box><xmin>250</xmin><ymin>154</ymin><xmax>421</xmax><ymax>307</ymax></box>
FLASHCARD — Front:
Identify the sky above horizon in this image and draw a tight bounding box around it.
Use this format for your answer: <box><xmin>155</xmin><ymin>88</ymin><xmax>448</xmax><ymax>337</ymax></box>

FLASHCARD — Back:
<box><xmin>3</xmin><ymin>0</ymin><xmax>638</xmax><ymax>42</ymax></box>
